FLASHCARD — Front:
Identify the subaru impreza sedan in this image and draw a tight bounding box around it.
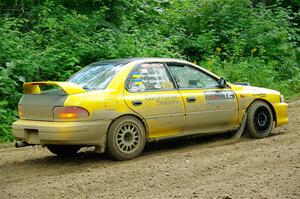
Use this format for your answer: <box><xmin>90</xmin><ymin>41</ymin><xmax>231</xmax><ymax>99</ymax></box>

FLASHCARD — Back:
<box><xmin>13</xmin><ymin>58</ymin><xmax>288</xmax><ymax>160</ymax></box>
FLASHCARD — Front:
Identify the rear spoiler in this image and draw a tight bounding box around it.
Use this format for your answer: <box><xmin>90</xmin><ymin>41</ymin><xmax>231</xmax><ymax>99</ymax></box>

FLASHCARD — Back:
<box><xmin>23</xmin><ymin>81</ymin><xmax>86</xmax><ymax>95</ymax></box>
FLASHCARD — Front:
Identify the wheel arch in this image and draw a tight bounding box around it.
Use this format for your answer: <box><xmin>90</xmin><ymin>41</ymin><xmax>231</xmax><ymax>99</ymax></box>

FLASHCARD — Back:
<box><xmin>107</xmin><ymin>113</ymin><xmax>149</xmax><ymax>140</ymax></box>
<box><xmin>247</xmin><ymin>99</ymin><xmax>277</xmax><ymax>123</ymax></box>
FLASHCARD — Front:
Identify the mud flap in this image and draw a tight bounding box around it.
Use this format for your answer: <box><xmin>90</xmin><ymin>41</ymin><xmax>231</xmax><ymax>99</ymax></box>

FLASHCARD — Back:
<box><xmin>232</xmin><ymin>113</ymin><xmax>247</xmax><ymax>139</ymax></box>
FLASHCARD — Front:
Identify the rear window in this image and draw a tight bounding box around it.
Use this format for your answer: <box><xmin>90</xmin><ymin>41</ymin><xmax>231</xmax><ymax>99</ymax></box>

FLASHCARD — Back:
<box><xmin>68</xmin><ymin>64</ymin><xmax>122</xmax><ymax>90</ymax></box>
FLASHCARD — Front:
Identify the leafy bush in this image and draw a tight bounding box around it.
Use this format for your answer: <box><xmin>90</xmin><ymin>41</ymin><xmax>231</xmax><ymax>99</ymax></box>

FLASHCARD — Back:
<box><xmin>0</xmin><ymin>0</ymin><xmax>299</xmax><ymax>142</ymax></box>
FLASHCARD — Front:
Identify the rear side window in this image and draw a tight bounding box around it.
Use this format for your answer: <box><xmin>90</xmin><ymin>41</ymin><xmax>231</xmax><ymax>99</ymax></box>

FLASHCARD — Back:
<box><xmin>68</xmin><ymin>64</ymin><xmax>122</xmax><ymax>90</ymax></box>
<box><xmin>127</xmin><ymin>63</ymin><xmax>175</xmax><ymax>92</ymax></box>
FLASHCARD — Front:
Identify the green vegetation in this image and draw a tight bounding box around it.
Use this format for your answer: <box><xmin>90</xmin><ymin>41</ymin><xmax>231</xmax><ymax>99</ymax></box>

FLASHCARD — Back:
<box><xmin>0</xmin><ymin>0</ymin><xmax>299</xmax><ymax>142</ymax></box>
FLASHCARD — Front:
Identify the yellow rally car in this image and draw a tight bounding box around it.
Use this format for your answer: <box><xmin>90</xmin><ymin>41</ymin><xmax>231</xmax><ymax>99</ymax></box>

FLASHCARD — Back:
<box><xmin>12</xmin><ymin>58</ymin><xmax>288</xmax><ymax>160</ymax></box>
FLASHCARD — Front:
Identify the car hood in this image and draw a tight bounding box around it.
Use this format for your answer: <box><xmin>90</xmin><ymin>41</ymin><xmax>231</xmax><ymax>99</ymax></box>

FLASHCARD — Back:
<box><xmin>230</xmin><ymin>84</ymin><xmax>280</xmax><ymax>95</ymax></box>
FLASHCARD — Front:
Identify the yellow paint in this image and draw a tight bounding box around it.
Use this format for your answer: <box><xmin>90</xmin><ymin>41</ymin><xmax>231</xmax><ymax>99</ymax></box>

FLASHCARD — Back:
<box><xmin>14</xmin><ymin>58</ymin><xmax>288</xmax><ymax>149</ymax></box>
<box><xmin>105</xmin><ymin>100</ymin><xmax>119</xmax><ymax>110</ymax></box>
<box><xmin>273</xmin><ymin>102</ymin><xmax>288</xmax><ymax>126</ymax></box>
<box><xmin>24</xmin><ymin>84</ymin><xmax>41</xmax><ymax>94</ymax></box>
<box><xmin>24</xmin><ymin>81</ymin><xmax>86</xmax><ymax>95</ymax></box>
<box><xmin>123</xmin><ymin>90</ymin><xmax>185</xmax><ymax>138</ymax></box>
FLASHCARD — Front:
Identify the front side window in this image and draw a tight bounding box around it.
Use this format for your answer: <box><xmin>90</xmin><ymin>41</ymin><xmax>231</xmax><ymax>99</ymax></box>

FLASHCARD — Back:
<box><xmin>167</xmin><ymin>64</ymin><xmax>219</xmax><ymax>89</ymax></box>
<box><xmin>68</xmin><ymin>64</ymin><xmax>122</xmax><ymax>90</ymax></box>
<box><xmin>127</xmin><ymin>63</ymin><xmax>174</xmax><ymax>92</ymax></box>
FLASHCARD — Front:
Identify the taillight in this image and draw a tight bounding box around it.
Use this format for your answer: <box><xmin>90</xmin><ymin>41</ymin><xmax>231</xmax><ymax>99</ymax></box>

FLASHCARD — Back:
<box><xmin>53</xmin><ymin>106</ymin><xmax>89</xmax><ymax>119</ymax></box>
<box><xmin>18</xmin><ymin>105</ymin><xmax>24</xmax><ymax>118</ymax></box>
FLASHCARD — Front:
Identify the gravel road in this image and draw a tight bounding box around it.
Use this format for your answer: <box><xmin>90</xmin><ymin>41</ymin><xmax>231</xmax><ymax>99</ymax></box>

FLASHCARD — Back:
<box><xmin>0</xmin><ymin>100</ymin><xmax>299</xmax><ymax>199</ymax></box>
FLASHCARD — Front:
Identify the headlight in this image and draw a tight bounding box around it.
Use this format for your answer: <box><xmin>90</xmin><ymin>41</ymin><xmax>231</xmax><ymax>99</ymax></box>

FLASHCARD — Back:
<box><xmin>280</xmin><ymin>94</ymin><xmax>284</xmax><ymax>103</ymax></box>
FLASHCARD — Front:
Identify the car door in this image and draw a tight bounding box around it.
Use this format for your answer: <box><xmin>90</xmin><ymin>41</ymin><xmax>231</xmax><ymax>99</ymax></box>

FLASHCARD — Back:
<box><xmin>123</xmin><ymin>62</ymin><xmax>185</xmax><ymax>139</ymax></box>
<box><xmin>166</xmin><ymin>62</ymin><xmax>239</xmax><ymax>135</ymax></box>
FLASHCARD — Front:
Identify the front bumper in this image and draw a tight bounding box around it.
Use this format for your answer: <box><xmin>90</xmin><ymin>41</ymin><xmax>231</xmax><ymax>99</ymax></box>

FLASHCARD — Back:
<box><xmin>273</xmin><ymin>102</ymin><xmax>288</xmax><ymax>127</ymax></box>
<box><xmin>12</xmin><ymin>119</ymin><xmax>111</xmax><ymax>146</ymax></box>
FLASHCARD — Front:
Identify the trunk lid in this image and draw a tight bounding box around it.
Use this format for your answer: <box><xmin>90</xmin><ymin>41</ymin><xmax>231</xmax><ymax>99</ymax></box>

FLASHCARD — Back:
<box><xmin>19</xmin><ymin>81</ymin><xmax>85</xmax><ymax>121</ymax></box>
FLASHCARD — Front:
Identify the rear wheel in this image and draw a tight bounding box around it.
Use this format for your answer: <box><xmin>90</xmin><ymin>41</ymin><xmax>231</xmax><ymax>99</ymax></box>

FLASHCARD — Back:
<box><xmin>106</xmin><ymin>116</ymin><xmax>146</xmax><ymax>161</ymax></box>
<box><xmin>246</xmin><ymin>101</ymin><xmax>274</xmax><ymax>138</ymax></box>
<box><xmin>47</xmin><ymin>145</ymin><xmax>80</xmax><ymax>157</ymax></box>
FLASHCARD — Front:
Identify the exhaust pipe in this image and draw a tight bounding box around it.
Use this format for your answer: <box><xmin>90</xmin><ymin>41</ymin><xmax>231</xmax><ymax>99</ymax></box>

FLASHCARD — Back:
<box><xmin>15</xmin><ymin>141</ymin><xmax>31</xmax><ymax>148</ymax></box>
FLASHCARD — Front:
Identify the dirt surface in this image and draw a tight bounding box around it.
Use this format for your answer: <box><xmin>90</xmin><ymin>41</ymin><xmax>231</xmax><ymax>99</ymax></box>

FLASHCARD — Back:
<box><xmin>0</xmin><ymin>100</ymin><xmax>299</xmax><ymax>199</ymax></box>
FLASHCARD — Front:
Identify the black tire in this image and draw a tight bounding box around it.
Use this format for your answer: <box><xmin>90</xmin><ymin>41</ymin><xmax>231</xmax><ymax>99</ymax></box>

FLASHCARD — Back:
<box><xmin>246</xmin><ymin>101</ymin><xmax>274</xmax><ymax>138</ymax></box>
<box><xmin>47</xmin><ymin>145</ymin><xmax>80</xmax><ymax>157</ymax></box>
<box><xmin>106</xmin><ymin>116</ymin><xmax>146</xmax><ymax>161</ymax></box>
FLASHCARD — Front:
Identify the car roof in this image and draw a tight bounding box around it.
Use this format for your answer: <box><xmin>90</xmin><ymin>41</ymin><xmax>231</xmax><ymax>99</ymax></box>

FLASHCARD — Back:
<box><xmin>88</xmin><ymin>58</ymin><xmax>190</xmax><ymax>67</ymax></box>
<box><xmin>88</xmin><ymin>57</ymin><xmax>220</xmax><ymax>80</ymax></box>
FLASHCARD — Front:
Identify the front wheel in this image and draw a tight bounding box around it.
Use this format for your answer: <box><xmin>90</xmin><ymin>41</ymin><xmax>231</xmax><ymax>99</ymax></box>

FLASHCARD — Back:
<box><xmin>106</xmin><ymin>116</ymin><xmax>146</xmax><ymax>161</ymax></box>
<box><xmin>246</xmin><ymin>101</ymin><xmax>274</xmax><ymax>138</ymax></box>
<box><xmin>47</xmin><ymin>145</ymin><xmax>80</xmax><ymax>157</ymax></box>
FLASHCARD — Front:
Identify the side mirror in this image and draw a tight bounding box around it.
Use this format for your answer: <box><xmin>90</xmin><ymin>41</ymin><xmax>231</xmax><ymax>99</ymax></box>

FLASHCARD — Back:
<box><xmin>218</xmin><ymin>77</ymin><xmax>226</xmax><ymax>88</ymax></box>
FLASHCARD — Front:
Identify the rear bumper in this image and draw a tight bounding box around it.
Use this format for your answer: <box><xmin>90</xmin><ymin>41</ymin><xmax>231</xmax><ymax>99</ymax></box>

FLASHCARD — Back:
<box><xmin>12</xmin><ymin>119</ymin><xmax>111</xmax><ymax>146</ymax></box>
<box><xmin>273</xmin><ymin>102</ymin><xmax>288</xmax><ymax>127</ymax></box>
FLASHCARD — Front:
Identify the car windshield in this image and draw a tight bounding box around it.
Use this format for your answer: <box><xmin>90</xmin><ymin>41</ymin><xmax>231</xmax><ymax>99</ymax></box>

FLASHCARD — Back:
<box><xmin>68</xmin><ymin>63</ymin><xmax>122</xmax><ymax>90</ymax></box>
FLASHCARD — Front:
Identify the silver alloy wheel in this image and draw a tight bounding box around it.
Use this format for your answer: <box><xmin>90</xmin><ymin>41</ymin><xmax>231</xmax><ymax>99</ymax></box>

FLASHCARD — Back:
<box><xmin>116</xmin><ymin>123</ymin><xmax>141</xmax><ymax>153</ymax></box>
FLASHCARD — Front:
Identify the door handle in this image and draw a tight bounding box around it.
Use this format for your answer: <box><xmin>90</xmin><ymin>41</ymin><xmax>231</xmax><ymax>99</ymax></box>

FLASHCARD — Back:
<box><xmin>132</xmin><ymin>100</ymin><xmax>143</xmax><ymax>106</ymax></box>
<box><xmin>186</xmin><ymin>97</ymin><xmax>196</xmax><ymax>103</ymax></box>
